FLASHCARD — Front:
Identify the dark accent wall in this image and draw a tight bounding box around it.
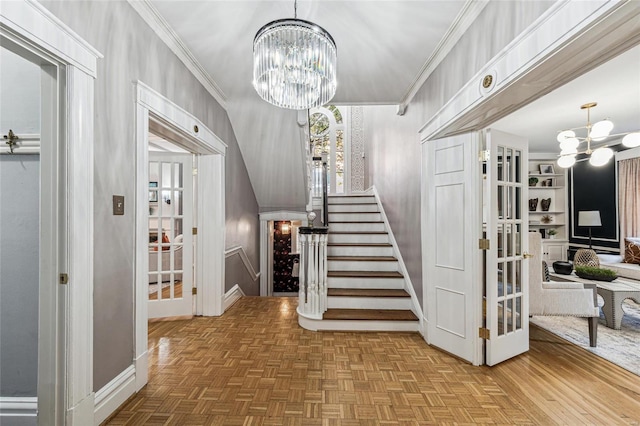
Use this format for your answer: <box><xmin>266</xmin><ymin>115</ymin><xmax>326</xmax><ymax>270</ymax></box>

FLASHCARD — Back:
<box><xmin>273</xmin><ymin>221</ymin><xmax>299</xmax><ymax>293</ymax></box>
<box><xmin>568</xmin><ymin>157</ymin><xmax>619</xmax><ymax>250</ymax></box>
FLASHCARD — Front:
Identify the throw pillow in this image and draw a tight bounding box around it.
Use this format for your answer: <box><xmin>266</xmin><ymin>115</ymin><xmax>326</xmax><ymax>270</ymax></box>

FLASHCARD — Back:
<box><xmin>542</xmin><ymin>261</ymin><xmax>550</xmax><ymax>281</ymax></box>
<box><xmin>624</xmin><ymin>238</ymin><xmax>640</xmax><ymax>264</ymax></box>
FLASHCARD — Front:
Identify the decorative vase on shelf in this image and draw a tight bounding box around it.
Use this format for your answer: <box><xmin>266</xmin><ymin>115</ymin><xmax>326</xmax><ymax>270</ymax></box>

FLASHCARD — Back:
<box><xmin>541</xmin><ymin>198</ymin><xmax>551</xmax><ymax>211</ymax></box>
<box><xmin>529</xmin><ymin>177</ymin><xmax>538</xmax><ymax>187</ymax></box>
<box><xmin>529</xmin><ymin>198</ymin><xmax>538</xmax><ymax>212</ymax></box>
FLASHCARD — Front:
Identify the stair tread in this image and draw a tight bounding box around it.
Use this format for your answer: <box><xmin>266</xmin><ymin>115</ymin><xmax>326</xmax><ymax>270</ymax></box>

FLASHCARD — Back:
<box><xmin>329</xmin><ymin>211</ymin><xmax>378</xmax><ymax>214</ymax></box>
<box><xmin>323</xmin><ymin>309</ymin><xmax>418</xmax><ymax>321</ymax></box>
<box><xmin>328</xmin><ymin>271</ymin><xmax>404</xmax><ymax>278</ymax></box>
<box><xmin>328</xmin><ymin>194</ymin><xmax>374</xmax><ymax>197</ymax></box>
<box><xmin>330</xmin><ymin>221</ymin><xmax>384</xmax><ymax>224</ymax></box>
<box><xmin>328</xmin><ymin>256</ymin><xmax>397</xmax><ymax>261</ymax></box>
<box><xmin>328</xmin><ymin>243</ymin><xmax>392</xmax><ymax>247</ymax></box>
<box><xmin>328</xmin><ymin>288</ymin><xmax>410</xmax><ymax>297</ymax></box>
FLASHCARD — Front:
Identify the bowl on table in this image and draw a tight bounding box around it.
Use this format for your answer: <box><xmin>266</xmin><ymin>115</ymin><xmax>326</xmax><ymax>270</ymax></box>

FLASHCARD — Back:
<box><xmin>552</xmin><ymin>261</ymin><xmax>573</xmax><ymax>275</ymax></box>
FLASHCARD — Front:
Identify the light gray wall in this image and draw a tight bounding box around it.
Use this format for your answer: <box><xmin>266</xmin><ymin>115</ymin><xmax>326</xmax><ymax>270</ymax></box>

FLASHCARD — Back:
<box><xmin>0</xmin><ymin>48</ymin><xmax>40</xmax><ymax>398</ymax></box>
<box><xmin>40</xmin><ymin>1</ymin><xmax>259</xmax><ymax>391</ymax></box>
<box><xmin>0</xmin><ymin>156</ymin><xmax>40</xmax><ymax>397</ymax></box>
<box><xmin>364</xmin><ymin>1</ymin><xmax>554</xmax><ymax>309</ymax></box>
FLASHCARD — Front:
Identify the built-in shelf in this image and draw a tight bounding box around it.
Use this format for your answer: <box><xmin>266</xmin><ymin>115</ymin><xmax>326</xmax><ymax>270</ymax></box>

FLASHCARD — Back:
<box><xmin>529</xmin><ymin>186</ymin><xmax>562</xmax><ymax>190</ymax></box>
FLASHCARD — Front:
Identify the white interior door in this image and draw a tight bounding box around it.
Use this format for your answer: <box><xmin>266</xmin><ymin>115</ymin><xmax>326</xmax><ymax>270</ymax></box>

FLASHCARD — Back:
<box><xmin>485</xmin><ymin>129</ymin><xmax>529</xmax><ymax>366</ymax></box>
<box><xmin>423</xmin><ymin>133</ymin><xmax>482</xmax><ymax>364</ymax></box>
<box><xmin>148</xmin><ymin>153</ymin><xmax>193</xmax><ymax>318</ymax></box>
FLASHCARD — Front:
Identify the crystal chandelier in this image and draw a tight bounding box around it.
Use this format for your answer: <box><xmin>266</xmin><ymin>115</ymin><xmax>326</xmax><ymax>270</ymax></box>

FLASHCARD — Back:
<box><xmin>253</xmin><ymin>0</ymin><xmax>337</xmax><ymax>110</ymax></box>
<box><xmin>556</xmin><ymin>102</ymin><xmax>640</xmax><ymax>168</ymax></box>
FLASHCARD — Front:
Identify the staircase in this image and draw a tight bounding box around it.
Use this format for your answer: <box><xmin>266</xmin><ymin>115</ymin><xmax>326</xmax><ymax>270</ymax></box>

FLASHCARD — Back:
<box><xmin>298</xmin><ymin>193</ymin><xmax>419</xmax><ymax>331</ymax></box>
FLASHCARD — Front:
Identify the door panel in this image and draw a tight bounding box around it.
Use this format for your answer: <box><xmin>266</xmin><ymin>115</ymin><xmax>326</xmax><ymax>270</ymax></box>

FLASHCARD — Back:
<box><xmin>485</xmin><ymin>129</ymin><xmax>529</xmax><ymax>365</ymax></box>
<box><xmin>148</xmin><ymin>153</ymin><xmax>193</xmax><ymax>318</ymax></box>
<box><xmin>423</xmin><ymin>133</ymin><xmax>482</xmax><ymax>364</ymax></box>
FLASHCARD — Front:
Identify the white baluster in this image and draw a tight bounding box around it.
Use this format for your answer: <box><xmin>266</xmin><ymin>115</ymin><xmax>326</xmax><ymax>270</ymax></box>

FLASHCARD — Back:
<box><xmin>298</xmin><ymin>233</ymin><xmax>307</xmax><ymax>311</ymax></box>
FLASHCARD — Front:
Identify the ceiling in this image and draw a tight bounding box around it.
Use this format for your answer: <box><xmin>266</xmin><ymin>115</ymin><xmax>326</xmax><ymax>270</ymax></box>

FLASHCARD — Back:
<box><xmin>142</xmin><ymin>2</ymin><xmax>639</xmax><ymax>209</ymax></box>
<box><xmin>147</xmin><ymin>0</ymin><xmax>471</xmax><ymax>209</ymax></box>
<box><xmin>492</xmin><ymin>44</ymin><xmax>640</xmax><ymax>154</ymax></box>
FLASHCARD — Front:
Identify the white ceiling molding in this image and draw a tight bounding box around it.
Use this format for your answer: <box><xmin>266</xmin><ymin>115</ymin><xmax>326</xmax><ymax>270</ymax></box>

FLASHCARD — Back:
<box><xmin>419</xmin><ymin>0</ymin><xmax>640</xmax><ymax>142</ymax></box>
<box><xmin>127</xmin><ymin>0</ymin><xmax>228</xmax><ymax>110</ymax></box>
<box><xmin>398</xmin><ymin>0</ymin><xmax>489</xmax><ymax>112</ymax></box>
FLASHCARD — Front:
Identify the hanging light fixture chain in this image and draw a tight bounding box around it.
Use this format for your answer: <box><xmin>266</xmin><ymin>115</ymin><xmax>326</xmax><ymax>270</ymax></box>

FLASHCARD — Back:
<box><xmin>294</xmin><ymin>0</ymin><xmax>297</xmax><ymax>19</ymax></box>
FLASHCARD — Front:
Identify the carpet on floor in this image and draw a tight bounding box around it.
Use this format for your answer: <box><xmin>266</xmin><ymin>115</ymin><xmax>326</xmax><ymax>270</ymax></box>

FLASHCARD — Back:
<box><xmin>531</xmin><ymin>297</ymin><xmax>640</xmax><ymax>376</ymax></box>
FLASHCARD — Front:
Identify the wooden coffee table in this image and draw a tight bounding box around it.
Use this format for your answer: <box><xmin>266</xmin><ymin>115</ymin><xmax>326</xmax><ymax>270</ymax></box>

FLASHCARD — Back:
<box><xmin>549</xmin><ymin>272</ymin><xmax>640</xmax><ymax>330</ymax></box>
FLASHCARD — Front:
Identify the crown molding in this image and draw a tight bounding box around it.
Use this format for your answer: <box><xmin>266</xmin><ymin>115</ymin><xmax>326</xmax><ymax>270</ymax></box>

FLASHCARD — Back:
<box><xmin>398</xmin><ymin>0</ymin><xmax>489</xmax><ymax>112</ymax></box>
<box><xmin>127</xmin><ymin>0</ymin><xmax>228</xmax><ymax>110</ymax></box>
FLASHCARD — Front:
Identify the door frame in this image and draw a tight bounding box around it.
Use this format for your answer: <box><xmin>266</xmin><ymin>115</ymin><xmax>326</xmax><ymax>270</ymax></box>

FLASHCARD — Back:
<box><xmin>259</xmin><ymin>211</ymin><xmax>309</xmax><ymax>296</ymax></box>
<box><xmin>420</xmin><ymin>0</ymin><xmax>639</xmax><ymax>365</ymax></box>
<box><xmin>134</xmin><ymin>81</ymin><xmax>226</xmax><ymax>391</ymax></box>
<box><xmin>1</xmin><ymin>1</ymin><xmax>101</xmax><ymax>424</ymax></box>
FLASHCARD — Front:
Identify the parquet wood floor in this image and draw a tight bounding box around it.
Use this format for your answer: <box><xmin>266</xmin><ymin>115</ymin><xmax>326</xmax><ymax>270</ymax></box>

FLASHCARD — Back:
<box><xmin>105</xmin><ymin>297</ymin><xmax>640</xmax><ymax>425</ymax></box>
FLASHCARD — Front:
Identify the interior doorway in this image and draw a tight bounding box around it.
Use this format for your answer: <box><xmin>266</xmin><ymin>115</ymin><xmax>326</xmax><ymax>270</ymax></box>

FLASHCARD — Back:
<box><xmin>147</xmin><ymin>135</ymin><xmax>195</xmax><ymax>319</ymax></box>
<box><xmin>272</xmin><ymin>220</ymin><xmax>303</xmax><ymax>295</ymax></box>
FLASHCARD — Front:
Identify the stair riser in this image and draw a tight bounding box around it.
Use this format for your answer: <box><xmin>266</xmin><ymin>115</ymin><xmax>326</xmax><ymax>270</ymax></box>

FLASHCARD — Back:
<box><xmin>329</xmin><ymin>222</ymin><xmax>386</xmax><ymax>232</ymax></box>
<box><xmin>327</xmin><ymin>297</ymin><xmax>412</xmax><ymax>310</ymax></box>
<box><xmin>328</xmin><ymin>233</ymin><xmax>389</xmax><ymax>244</ymax></box>
<box><xmin>328</xmin><ymin>246</ymin><xmax>394</xmax><ymax>257</ymax></box>
<box><xmin>328</xmin><ymin>277</ymin><xmax>405</xmax><ymax>289</ymax></box>
<box><xmin>299</xmin><ymin>317</ymin><xmax>419</xmax><ymax>332</ymax></box>
<box><xmin>328</xmin><ymin>204</ymin><xmax>379</xmax><ymax>213</ymax></box>
<box><xmin>328</xmin><ymin>196</ymin><xmax>376</xmax><ymax>205</ymax></box>
<box><xmin>329</xmin><ymin>212</ymin><xmax>381</xmax><ymax>222</ymax></box>
<box><xmin>328</xmin><ymin>260</ymin><xmax>398</xmax><ymax>272</ymax></box>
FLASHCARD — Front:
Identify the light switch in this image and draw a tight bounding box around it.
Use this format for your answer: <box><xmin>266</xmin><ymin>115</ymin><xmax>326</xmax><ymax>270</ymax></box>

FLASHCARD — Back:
<box><xmin>113</xmin><ymin>195</ymin><xmax>125</xmax><ymax>215</ymax></box>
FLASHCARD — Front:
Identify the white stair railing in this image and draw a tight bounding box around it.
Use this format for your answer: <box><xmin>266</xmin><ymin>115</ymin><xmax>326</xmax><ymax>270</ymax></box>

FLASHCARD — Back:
<box><xmin>297</xmin><ymin>226</ymin><xmax>329</xmax><ymax>319</ymax></box>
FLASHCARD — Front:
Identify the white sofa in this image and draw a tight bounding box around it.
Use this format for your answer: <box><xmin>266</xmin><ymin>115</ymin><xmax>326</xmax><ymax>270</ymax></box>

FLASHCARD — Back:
<box><xmin>149</xmin><ymin>234</ymin><xmax>183</xmax><ymax>284</ymax></box>
<box><xmin>598</xmin><ymin>254</ymin><xmax>640</xmax><ymax>281</ymax></box>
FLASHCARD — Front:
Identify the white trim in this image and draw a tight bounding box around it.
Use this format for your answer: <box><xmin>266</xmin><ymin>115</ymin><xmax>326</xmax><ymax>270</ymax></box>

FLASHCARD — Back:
<box><xmin>135</xmin><ymin>81</ymin><xmax>227</xmax><ymax>155</ymax></box>
<box><xmin>127</xmin><ymin>0</ymin><xmax>227</xmax><ymax>110</ymax></box>
<box><xmin>93</xmin><ymin>366</ymin><xmax>137</xmax><ymax>426</ymax></box>
<box><xmin>399</xmin><ymin>0</ymin><xmax>489</xmax><ymax>111</ymax></box>
<box><xmin>0</xmin><ymin>134</ymin><xmax>40</xmax><ymax>154</ymax></box>
<box><xmin>223</xmin><ymin>284</ymin><xmax>246</xmax><ymax>312</ymax></box>
<box><xmin>419</xmin><ymin>0</ymin><xmax>639</xmax><ymax>142</ymax></box>
<box><xmin>0</xmin><ymin>0</ymin><xmax>102</xmax><ymax>77</ymax></box>
<box><xmin>616</xmin><ymin>146</ymin><xmax>640</xmax><ymax>162</ymax></box>
<box><xmin>135</xmin><ymin>82</ymin><xmax>227</xmax><ymax>395</ymax></box>
<box><xmin>259</xmin><ymin>211</ymin><xmax>308</xmax><ymax>296</ymax></box>
<box><xmin>225</xmin><ymin>245</ymin><xmax>260</xmax><ymax>281</ymax></box>
<box><xmin>0</xmin><ymin>397</ymin><xmax>38</xmax><ymax>417</ymax></box>
<box><xmin>370</xmin><ymin>186</ymin><xmax>425</xmax><ymax>329</ymax></box>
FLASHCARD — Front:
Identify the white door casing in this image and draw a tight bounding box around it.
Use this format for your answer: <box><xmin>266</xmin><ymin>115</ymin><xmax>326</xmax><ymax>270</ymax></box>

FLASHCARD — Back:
<box><xmin>134</xmin><ymin>81</ymin><xmax>226</xmax><ymax>392</ymax></box>
<box><xmin>1</xmin><ymin>2</ymin><xmax>101</xmax><ymax>424</ymax></box>
<box><xmin>484</xmin><ymin>129</ymin><xmax>529</xmax><ymax>366</ymax></box>
<box><xmin>148</xmin><ymin>153</ymin><xmax>194</xmax><ymax>318</ymax></box>
<box><xmin>422</xmin><ymin>133</ymin><xmax>482</xmax><ymax>365</ymax></box>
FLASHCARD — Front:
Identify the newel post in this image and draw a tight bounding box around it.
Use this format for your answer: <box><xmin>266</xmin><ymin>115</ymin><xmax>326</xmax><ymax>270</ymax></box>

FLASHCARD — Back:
<box><xmin>297</xmin><ymin>226</ymin><xmax>329</xmax><ymax>320</ymax></box>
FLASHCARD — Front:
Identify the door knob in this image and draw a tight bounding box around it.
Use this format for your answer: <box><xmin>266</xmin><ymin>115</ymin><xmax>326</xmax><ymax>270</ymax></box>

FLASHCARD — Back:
<box><xmin>523</xmin><ymin>252</ymin><xmax>534</xmax><ymax>259</ymax></box>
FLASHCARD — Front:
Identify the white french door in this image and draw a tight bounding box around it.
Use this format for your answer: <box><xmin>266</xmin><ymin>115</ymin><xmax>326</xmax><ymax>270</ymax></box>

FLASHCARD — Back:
<box><xmin>423</xmin><ymin>133</ymin><xmax>482</xmax><ymax>365</ymax></box>
<box><xmin>148</xmin><ymin>153</ymin><xmax>193</xmax><ymax>318</ymax></box>
<box><xmin>485</xmin><ymin>129</ymin><xmax>529</xmax><ymax>365</ymax></box>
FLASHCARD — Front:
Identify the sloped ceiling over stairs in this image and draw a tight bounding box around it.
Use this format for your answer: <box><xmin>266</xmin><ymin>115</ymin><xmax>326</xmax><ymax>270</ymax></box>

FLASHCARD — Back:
<box><xmin>136</xmin><ymin>0</ymin><xmax>481</xmax><ymax>210</ymax></box>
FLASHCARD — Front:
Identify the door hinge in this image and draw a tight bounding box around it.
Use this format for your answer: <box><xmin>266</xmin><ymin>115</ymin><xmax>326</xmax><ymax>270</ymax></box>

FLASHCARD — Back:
<box><xmin>192</xmin><ymin>287</ymin><xmax>197</xmax><ymax>295</ymax></box>
<box><xmin>59</xmin><ymin>273</ymin><xmax>69</xmax><ymax>284</ymax></box>
<box><xmin>478</xmin><ymin>150</ymin><xmax>490</xmax><ymax>162</ymax></box>
<box><xmin>192</xmin><ymin>227</ymin><xmax>197</xmax><ymax>235</ymax></box>
<box><xmin>479</xmin><ymin>238</ymin><xmax>490</xmax><ymax>250</ymax></box>
<box><xmin>193</xmin><ymin>168</ymin><xmax>198</xmax><ymax>175</ymax></box>
<box><xmin>479</xmin><ymin>327</ymin><xmax>490</xmax><ymax>340</ymax></box>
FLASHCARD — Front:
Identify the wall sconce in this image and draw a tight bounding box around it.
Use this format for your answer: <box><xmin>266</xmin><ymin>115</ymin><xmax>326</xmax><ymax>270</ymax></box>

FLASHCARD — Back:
<box><xmin>281</xmin><ymin>222</ymin><xmax>290</xmax><ymax>234</ymax></box>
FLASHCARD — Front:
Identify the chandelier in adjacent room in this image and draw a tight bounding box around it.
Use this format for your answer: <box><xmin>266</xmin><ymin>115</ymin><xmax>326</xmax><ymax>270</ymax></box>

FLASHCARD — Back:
<box><xmin>556</xmin><ymin>102</ymin><xmax>640</xmax><ymax>168</ymax></box>
<box><xmin>253</xmin><ymin>0</ymin><xmax>337</xmax><ymax>110</ymax></box>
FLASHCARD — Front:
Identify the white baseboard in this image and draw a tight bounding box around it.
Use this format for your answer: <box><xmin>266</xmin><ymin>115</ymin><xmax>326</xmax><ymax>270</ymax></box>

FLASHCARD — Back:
<box><xmin>134</xmin><ymin>351</ymin><xmax>148</xmax><ymax>392</ymax></box>
<box><xmin>0</xmin><ymin>397</ymin><xmax>37</xmax><ymax>422</ymax></box>
<box><xmin>224</xmin><ymin>284</ymin><xmax>245</xmax><ymax>312</ymax></box>
<box><xmin>94</xmin><ymin>365</ymin><xmax>136</xmax><ymax>425</ymax></box>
